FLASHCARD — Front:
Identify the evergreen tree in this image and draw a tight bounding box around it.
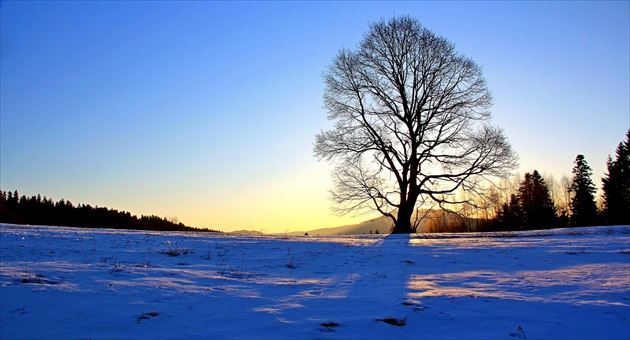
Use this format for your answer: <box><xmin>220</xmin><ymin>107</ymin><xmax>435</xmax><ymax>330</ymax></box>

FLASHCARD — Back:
<box><xmin>602</xmin><ymin>130</ymin><xmax>630</xmax><ymax>225</ymax></box>
<box><xmin>517</xmin><ymin>171</ymin><xmax>556</xmax><ymax>230</ymax></box>
<box><xmin>496</xmin><ymin>193</ymin><xmax>523</xmax><ymax>230</ymax></box>
<box><xmin>569</xmin><ymin>155</ymin><xmax>598</xmax><ymax>226</ymax></box>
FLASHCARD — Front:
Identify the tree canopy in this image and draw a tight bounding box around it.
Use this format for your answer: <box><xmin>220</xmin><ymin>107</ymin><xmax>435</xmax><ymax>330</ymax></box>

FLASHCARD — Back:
<box><xmin>314</xmin><ymin>16</ymin><xmax>517</xmax><ymax>233</ymax></box>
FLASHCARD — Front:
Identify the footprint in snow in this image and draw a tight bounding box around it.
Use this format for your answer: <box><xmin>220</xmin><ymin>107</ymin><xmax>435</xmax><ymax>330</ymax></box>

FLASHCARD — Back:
<box><xmin>376</xmin><ymin>317</ymin><xmax>407</xmax><ymax>326</ymax></box>
<box><xmin>320</xmin><ymin>322</ymin><xmax>340</xmax><ymax>333</ymax></box>
<box><xmin>137</xmin><ymin>312</ymin><xmax>159</xmax><ymax>323</ymax></box>
<box><xmin>402</xmin><ymin>301</ymin><xmax>427</xmax><ymax>312</ymax></box>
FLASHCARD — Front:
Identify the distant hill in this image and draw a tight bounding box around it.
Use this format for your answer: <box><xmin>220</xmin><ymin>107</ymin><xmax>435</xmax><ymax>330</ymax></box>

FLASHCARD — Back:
<box><xmin>229</xmin><ymin>230</ymin><xmax>265</xmax><ymax>236</ymax></box>
<box><xmin>297</xmin><ymin>215</ymin><xmax>394</xmax><ymax>236</ymax></box>
<box><xmin>293</xmin><ymin>209</ymin><xmax>467</xmax><ymax>236</ymax></box>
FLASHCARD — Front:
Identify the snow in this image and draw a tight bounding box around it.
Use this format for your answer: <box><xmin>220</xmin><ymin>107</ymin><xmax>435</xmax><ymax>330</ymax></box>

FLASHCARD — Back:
<box><xmin>1</xmin><ymin>224</ymin><xmax>629</xmax><ymax>339</ymax></box>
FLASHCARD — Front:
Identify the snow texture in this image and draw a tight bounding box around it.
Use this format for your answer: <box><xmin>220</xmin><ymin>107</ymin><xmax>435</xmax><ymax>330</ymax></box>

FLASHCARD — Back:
<box><xmin>1</xmin><ymin>224</ymin><xmax>629</xmax><ymax>339</ymax></box>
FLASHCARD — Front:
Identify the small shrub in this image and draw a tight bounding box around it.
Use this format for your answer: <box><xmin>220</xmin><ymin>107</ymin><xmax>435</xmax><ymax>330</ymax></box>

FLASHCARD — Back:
<box><xmin>14</xmin><ymin>261</ymin><xmax>60</xmax><ymax>285</ymax></box>
<box><xmin>159</xmin><ymin>243</ymin><xmax>194</xmax><ymax>257</ymax></box>
<box><xmin>218</xmin><ymin>264</ymin><xmax>257</xmax><ymax>279</ymax></box>
<box><xmin>286</xmin><ymin>256</ymin><xmax>297</xmax><ymax>269</ymax></box>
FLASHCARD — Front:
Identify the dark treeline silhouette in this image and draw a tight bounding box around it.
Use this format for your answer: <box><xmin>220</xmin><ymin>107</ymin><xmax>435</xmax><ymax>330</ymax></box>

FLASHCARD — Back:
<box><xmin>0</xmin><ymin>190</ymin><xmax>220</xmax><ymax>233</ymax></box>
<box><xmin>493</xmin><ymin>170</ymin><xmax>559</xmax><ymax>231</ymax></box>
<box><xmin>426</xmin><ymin>129</ymin><xmax>630</xmax><ymax>233</ymax></box>
<box><xmin>602</xmin><ymin>130</ymin><xmax>630</xmax><ymax>225</ymax></box>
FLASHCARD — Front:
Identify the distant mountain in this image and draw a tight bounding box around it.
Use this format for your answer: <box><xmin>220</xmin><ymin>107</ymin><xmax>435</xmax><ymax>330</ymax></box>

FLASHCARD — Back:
<box><xmin>294</xmin><ymin>209</ymin><xmax>464</xmax><ymax>236</ymax></box>
<box><xmin>229</xmin><ymin>230</ymin><xmax>265</xmax><ymax>236</ymax></box>
<box><xmin>299</xmin><ymin>215</ymin><xmax>394</xmax><ymax>236</ymax></box>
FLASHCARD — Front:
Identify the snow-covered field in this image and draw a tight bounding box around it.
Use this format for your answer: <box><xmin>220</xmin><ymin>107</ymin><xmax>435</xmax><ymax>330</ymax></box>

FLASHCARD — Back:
<box><xmin>1</xmin><ymin>224</ymin><xmax>629</xmax><ymax>339</ymax></box>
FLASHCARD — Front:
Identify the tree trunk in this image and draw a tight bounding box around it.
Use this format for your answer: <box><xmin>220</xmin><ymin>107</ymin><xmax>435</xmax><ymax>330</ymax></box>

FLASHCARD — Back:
<box><xmin>391</xmin><ymin>203</ymin><xmax>414</xmax><ymax>234</ymax></box>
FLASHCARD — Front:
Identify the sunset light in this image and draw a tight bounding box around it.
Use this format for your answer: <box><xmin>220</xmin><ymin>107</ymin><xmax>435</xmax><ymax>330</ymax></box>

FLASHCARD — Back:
<box><xmin>1</xmin><ymin>2</ymin><xmax>628</xmax><ymax>233</ymax></box>
<box><xmin>1</xmin><ymin>4</ymin><xmax>628</xmax><ymax>338</ymax></box>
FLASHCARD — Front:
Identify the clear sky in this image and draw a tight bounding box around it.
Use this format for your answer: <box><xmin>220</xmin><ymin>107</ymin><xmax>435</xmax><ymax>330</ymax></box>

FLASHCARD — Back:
<box><xmin>1</xmin><ymin>1</ymin><xmax>628</xmax><ymax>233</ymax></box>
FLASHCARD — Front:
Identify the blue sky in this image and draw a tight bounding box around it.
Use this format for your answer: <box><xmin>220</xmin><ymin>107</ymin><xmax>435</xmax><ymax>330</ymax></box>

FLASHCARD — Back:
<box><xmin>1</xmin><ymin>1</ymin><xmax>628</xmax><ymax>232</ymax></box>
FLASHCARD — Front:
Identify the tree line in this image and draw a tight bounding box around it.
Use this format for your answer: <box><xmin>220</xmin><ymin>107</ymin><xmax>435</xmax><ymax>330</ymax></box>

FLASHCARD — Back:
<box><xmin>0</xmin><ymin>191</ymin><xmax>220</xmax><ymax>233</ymax></box>
<box><xmin>426</xmin><ymin>130</ymin><xmax>629</xmax><ymax>233</ymax></box>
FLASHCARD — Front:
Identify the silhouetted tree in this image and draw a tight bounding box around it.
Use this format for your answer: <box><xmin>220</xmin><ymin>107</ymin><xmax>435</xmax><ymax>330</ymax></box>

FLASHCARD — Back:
<box><xmin>495</xmin><ymin>193</ymin><xmax>523</xmax><ymax>230</ymax></box>
<box><xmin>569</xmin><ymin>155</ymin><xmax>598</xmax><ymax>226</ymax></box>
<box><xmin>516</xmin><ymin>171</ymin><xmax>556</xmax><ymax>229</ymax></box>
<box><xmin>602</xmin><ymin>130</ymin><xmax>630</xmax><ymax>225</ymax></box>
<box><xmin>314</xmin><ymin>16</ymin><xmax>517</xmax><ymax>234</ymax></box>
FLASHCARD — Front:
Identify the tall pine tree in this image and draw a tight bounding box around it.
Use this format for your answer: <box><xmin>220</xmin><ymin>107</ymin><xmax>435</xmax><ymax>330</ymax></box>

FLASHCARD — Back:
<box><xmin>602</xmin><ymin>130</ymin><xmax>630</xmax><ymax>225</ymax></box>
<box><xmin>569</xmin><ymin>155</ymin><xmax>598</xmax><ymax>226</ymax></box>
<box><xmin>517</xmin><ymin>170</ymin><xmax>556</xmax><ymax>230</ymax></box>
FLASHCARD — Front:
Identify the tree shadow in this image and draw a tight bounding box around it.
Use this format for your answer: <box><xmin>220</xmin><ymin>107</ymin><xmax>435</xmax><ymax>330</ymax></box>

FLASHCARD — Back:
<box><xmin>3</xmin><ymin>225</ymin><xmax>628</xmax><ymax>339</ymax></box>
<box><xmin>397</xmin><ymin>228</ymin><xmax>630</xmax><ymax>338</ymax></box>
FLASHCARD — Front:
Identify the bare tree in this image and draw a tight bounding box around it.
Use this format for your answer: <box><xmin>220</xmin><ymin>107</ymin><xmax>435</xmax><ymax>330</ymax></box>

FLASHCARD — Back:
<box><xmin>546</xmin><ymin>173</ymin><xmax>570</xmax><ymax>219</ymax></box>
<box><xmin>314</xmin><ymin>16</ymin><xmax>518</xmax><ymax>234</ymax></box>
<box><xmin>560</xmin><ymin>175</ymin><xmax>572</xmax><ymax>217</ymax></box>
